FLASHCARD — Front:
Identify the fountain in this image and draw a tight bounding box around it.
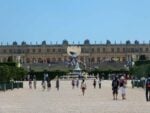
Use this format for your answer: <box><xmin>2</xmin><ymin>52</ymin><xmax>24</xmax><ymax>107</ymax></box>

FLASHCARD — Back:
<box><xmin>67</xmin><ymin>46</ymin><xmax>82</xmax><ymax>77</ymax></box>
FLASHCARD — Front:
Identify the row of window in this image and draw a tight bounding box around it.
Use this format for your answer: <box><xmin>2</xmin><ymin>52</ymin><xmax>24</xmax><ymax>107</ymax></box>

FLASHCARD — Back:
<box><xmin>1</xmin><ymin>48</ymin><xmax>66</xmax><ymax>54</ymax></box>
<box><xmin>82</xmin><ymin>47</ymin><xmax>149</xmax><ymax>53</ymax></box>
<box><xmin>0</xmin><ymin>47</ymin><xmax>149</xmax><ymax>54</ymax></box>
<box><xmin>24</xmin><ymin>56</ymin><xmax>127</xmax><ymax>63</ymax></box>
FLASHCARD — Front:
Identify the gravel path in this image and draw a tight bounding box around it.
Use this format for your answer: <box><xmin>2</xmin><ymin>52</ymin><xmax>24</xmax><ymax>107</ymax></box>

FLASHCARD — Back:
<box><xmin>0</xmin><ymin>80</ymin><xmax>149</xmax><ymax>113</ymax></box>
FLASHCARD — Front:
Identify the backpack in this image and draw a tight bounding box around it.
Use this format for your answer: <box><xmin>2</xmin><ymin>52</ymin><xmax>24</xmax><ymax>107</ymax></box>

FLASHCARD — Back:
<box><xmin>146</xmin><ymin>78</ymin><xmax>150</xmax><ymax>88</ymax></box>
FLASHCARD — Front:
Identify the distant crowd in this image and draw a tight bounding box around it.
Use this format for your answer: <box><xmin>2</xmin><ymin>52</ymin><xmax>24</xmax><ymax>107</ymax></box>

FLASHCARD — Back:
<box><xmin>27</xmin><ymin>73</ymin><xmax>150</xmax><ymax>102</ymax></box>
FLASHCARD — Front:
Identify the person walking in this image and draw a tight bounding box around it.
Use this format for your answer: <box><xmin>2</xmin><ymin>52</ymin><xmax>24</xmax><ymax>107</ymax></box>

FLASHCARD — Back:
<box><xmin>119</xmin><ymin>76</ymin><xmax>127</xmax><ymax>100</ymax></box>
<box><xmin>145</xmin><ymin>75</ymin><xmax>150</xmax><ymax>101</ymax></box>
<box><xmin>33</xmin><ymin>75</ymin><xmax>37</xmax><ymax>89</ymax></box>
<box><xmin>93</xmin><ymin>78</ymin><xmax>96</xmax><ymax>88</ymax></box>
<box><xmin>41</xmin><ymin>80</ymin><xmax>46</xmax><ymax>91</ymax></box>
<box><xmin>29</xmin><ymin>78</ymin><xmax>32</xmax><ymax>89</ymax></box>
<box><xmin>98</xmin><ymin>78</ymin><xmax>101</xmax><ymax>89</ymax></box>
<box><xmin>47</xmin><ymin>78</ymin><xmax>51</xmax><ymax>91</ymax></box>
<box><xmin>71</xmin><ymin>78</ymin><xmax>75</xmax><ymax>89</ymax></box>
<box><xmin>112</xmin><ymin>76</ymin><xmax>119</xmax><ymax>100</ymax></box>
<box><xmin>81</xmin><ymin>79</ymin><xmax>87</xmax><ymax>96</ymax></box>
<box><xmin>56</xmin><ymin>78</ymin><xmax>60</xmax><ymax>91</ymax></box>
<box><xmin>76</xmin><ymin>78</ymin><xmax>79</xmax><ymax>88</ymax></box>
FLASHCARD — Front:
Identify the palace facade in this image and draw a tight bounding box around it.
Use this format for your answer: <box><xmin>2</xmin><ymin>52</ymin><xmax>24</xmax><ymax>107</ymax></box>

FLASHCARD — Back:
<box><xmin>0</xmin><ymin>40</ymin><xmax>150</xmax><ymax>67</ymax></box>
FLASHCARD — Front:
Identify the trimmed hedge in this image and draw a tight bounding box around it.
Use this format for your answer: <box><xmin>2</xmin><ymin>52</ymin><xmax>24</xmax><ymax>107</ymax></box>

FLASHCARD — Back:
<box><xmin>28</xmin><ymin>70</ymin><xmax>68</xmax><ymax>80</ymax></box>
<box><xmin>135</xmin><ymin>60</ymin><xmax>150</xmax><ymax>66</ymax></box>
<box><xmin>0</xmin><ymin>62</ymin><xmax>17</xmax><ymax>67</ymax></box>
<box><xmin>89</xmin><ymin>69</ymin><xmax>129</xmax><ymax>79</ymax></box>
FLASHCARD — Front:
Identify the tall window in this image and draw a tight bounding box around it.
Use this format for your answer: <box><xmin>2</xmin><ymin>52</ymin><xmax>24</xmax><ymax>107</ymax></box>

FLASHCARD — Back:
<box><xmin>38</xmin><ymin>49</ymin><xmax>41</xmax><ymax>52</ymax></box>
<box><xmin>111</xmin><ymin>48</ymin><xmax>114</xmax><ymax>52</ymax></box>
<box><xmin>123</xmin><ymin>48</ymin><xmax>125</xmax><ymax>52</ymax></box>
<box><xmin>52</xmin><ymin>49</ymin><xmax>55</xmax><ymax>52</ymax></box>
<box><xmin>58</xmin><ymin>48</ymin><xmax>61</xmax><ymax>52</ymax></box>
<box><xmin>3</xmin><ymin>49</ymin><xmax>6</xmax><ymax>53</ymax></box>
<box><xmin>97</xmin><ymin>48</ymin><xmax>100</xmax><ymax>52</ymax></box>
<box><xmin>32</xmin><ymin>49</ymin><xmax>35</xmax><ymax>53</ymax></box>
<box><xmin>117</xmin><ymin>48</ymin><xmax>120</xmax><ymax>52</ymax></box>
<box><xmin>140</xmin><ymin>48</ymin><xmax>143</xmax><ymax>52</ymax></box>
<box><xmin>92</xmin><ymin>48</ymin><xmax>94</xmax><ymax>52</ymax></box>
<box><xmin>103</xmin><ymin>48</ymin><xmax>105</xmax><ymax>53</ymax></box>
<box><xmin>47</xmin><ymin>49</ymin><xmax>50</xmax><ymax>53</ymax></box>
<box><xmin>9</xmin><ymin>49</ymin><xmax>12</xmax><ymax>53</ymax></box>
<box><xmin>27</xmin><ymin>49</ymin><xmax>30</xmax><ymax>53</ymax></box>
<box><xmin>145</xmin><ymin>48</ymin><xmax>149</xmax><ymax>52</ymax></box>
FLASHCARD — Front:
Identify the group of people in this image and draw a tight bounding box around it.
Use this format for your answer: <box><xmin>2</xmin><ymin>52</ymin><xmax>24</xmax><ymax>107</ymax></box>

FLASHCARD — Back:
<box><xmin>27</xmin><ymin>73</ymin><xmax>150</xmax><ymax>101</ymax></box>
<box><xmin>71</xmin><ymin>78</ymin><xmax>79</xmax><ymax>89</ymax></box>
<box><xmin>28</xmin><ymin>73</ymin><xmax>60</xmax><ymax>91</ymax></box>
<box><xmin>93</xmin><ymin>78</ymin><xmax>101</xmax><ymax>89</ymax></box>
<box><xmin>28</xmin><ymin>75</ymin><xmax>37</xmax><ymax>89</ymax></box>
<box><xmin>112</xmin><ymin>76</ymin><xmax>127</xmax><ymax>100</ymax></box>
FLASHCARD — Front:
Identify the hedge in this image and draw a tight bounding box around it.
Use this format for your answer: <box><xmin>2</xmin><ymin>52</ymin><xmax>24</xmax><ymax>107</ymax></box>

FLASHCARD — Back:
<box><xmin>135</xmin><ymin>60</ymin><xmax>150</xmax><ymax>66</ymax></box>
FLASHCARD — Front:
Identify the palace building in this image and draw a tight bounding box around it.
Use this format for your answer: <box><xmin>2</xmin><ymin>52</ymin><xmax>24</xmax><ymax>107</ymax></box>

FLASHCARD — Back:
<box><xmin>0</xmin><ymin>40</ymin><xmax>150</xmax><ymax>68</ymax></box>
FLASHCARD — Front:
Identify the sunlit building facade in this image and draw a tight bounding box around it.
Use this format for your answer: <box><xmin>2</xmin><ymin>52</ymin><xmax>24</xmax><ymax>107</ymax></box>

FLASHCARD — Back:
<box><xmin>0</xmin><ymin>40</ymin><xmax>150</xmax><ymax>67</ymax></box>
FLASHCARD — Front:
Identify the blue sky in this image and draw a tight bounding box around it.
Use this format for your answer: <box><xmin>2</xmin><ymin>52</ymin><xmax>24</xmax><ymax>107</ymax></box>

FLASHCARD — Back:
<box><xmin>0</xmin><ymin>0</ymin><xmax>150</xmax><ymax>44</ymax></box>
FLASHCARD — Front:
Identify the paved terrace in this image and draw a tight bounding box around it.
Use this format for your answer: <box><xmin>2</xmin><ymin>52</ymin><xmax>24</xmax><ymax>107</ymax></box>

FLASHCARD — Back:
<box><xmin>0</xmin><ymin>80</ymin><xmax>149</xmax><ymax>113</ymax></box>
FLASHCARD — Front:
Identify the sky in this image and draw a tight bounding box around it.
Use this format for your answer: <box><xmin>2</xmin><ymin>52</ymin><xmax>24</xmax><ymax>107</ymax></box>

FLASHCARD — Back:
<box><xmin>0</xmin><ymin>0</ymin><xmax>150</xmax><ymax>45</ymax></box>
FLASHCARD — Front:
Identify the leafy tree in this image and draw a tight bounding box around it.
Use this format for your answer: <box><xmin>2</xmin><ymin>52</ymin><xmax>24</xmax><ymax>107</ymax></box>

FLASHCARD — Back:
<box><xmin>0</xmin><ymin>66</ymin><xmax>10</xmax><ymax>82</ymax></box>
<box><xmin>130</xmin><ymin>64</ymin><xmax>150</xmax><ymax>78</ymax></box>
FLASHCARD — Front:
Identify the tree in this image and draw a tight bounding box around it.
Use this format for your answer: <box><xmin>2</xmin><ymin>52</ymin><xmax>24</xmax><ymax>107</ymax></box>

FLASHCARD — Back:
<box><xmin>0</xmin><ymin>65</ymin><xmax>27</xmax><ymax>82</ymax></box>
<box><xmin>130</xmin><ymin>64</ymin><xmax>150</xmax><ymax>78</ymax></box>
<box><xmin>0</xmin><ymin>66</ymin><xmax>10</xmax><ymax>82</ymax></box>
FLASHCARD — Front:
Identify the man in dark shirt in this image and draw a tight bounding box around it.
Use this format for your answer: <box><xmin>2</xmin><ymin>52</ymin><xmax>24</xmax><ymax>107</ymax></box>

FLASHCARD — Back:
<box><xmin>145</xmin><ymin>75</ymin><xmax>150</xmax><ymax>101</ymax></box>
<box><xmin>112</xmin><ymin>76</ymin><xmax>119</xmax><ymax>100</ymax></box>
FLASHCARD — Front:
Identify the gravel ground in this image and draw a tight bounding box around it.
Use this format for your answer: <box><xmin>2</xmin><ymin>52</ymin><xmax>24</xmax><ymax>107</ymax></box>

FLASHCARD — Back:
<box><xmin>0</xmin><ymin>80</ymin><xmax>149</xmax><ymax>113</ymax></box>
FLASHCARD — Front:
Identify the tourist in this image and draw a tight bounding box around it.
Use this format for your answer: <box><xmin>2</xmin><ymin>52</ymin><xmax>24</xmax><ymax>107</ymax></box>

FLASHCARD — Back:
<box><xmin>47</xmin><ymin>78</ymin><xmax>51</xmax><ymax>91</ymax></box>
<box><xmin>145</xmin><ymin>74</ymin><xmax>150</xmax><ymax>101</ymax></box>
<box><xmin>33</xmin><ymin>74</ymin><xmax>37</xmax><ymax>89</ymax></box>
<box><xmin>44</xmin><ymin>73</ymin><xmax>49</xmax><ymax>81</ymax></box>
<box><xmin>56</xmin><ymin>78</ymin><xmax>60</xmax><ymax>91</ymax></box>
<box><xmin>98</xmin><ymin>78</ymin><xmax>101</xmax><ymax>89</ymax></box>
<box><xmin>41</xmin><ymin>80</ymin><xmax>46</xmax><ymax>91</ymax></box>
<box><xmin>93</xmin><ymin>78</ymin><xmax>96</xmax><ymax>88</ymax></box>
<box><xmin>119</xmin><ymin>76</ymin><xmax>127</xmax><ymax>100</ymax></box>
<box><xmin>72</xmin><ymin>78</ymin><xmax>75</xmax><ymax>89</ymax></box>
<box><xmin>29</xmin><ymin>78</ymin><xmax>32</xmax><ymax>89</ymax></box>
<box><xmin>76</xmin><ymin>78</ymin><xmax>79</xmax><ymax>88</ymax></box>
<box><xmin>81</xmin><ymin>79</ymin><xmax>87</xmax><ymax>96</ymax></box>
<box><xmin>112</xmin><ymin>76</ymin><xmax>119</xmax><ymax>100</ymax></box>
<box><xmin>131</xmin><ymin>76</ymin><xmax>135</xmax><ymax>88</ymax></box>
